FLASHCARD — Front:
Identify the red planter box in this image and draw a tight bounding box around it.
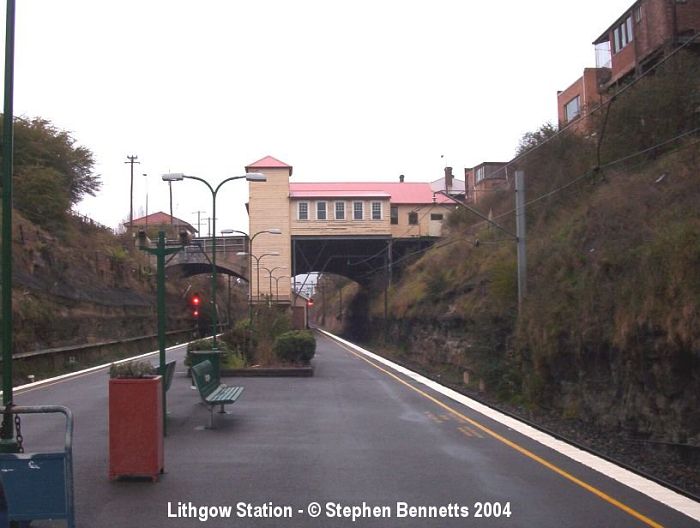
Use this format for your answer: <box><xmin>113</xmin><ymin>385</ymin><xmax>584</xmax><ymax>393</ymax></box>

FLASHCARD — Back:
<box><xmin>109</xmin><ymin>376</ymin><xmax>164</xmax><ymax>481</ymax></box>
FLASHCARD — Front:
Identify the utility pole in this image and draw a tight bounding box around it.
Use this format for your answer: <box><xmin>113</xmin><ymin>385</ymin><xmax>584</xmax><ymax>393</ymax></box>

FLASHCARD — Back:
<box><xmin>124</xmin><ymin>155</ymin><xmax>139</xmax><ymax>231</ymax></box>
<box><xmin>142</xmin><ymin>173</ymin><xmax>148</xmax><ymax>225</ymax></box>
<box><xmin>192</xmin><ymin>210</ymin><xmax>205</xmax><ymax>236</ymax></box>
<box><xmin>169</xmin><ymin>182</ymin><xmax>173</xmax><ymax>225</ymax></box>
<box><xmin>515</xmin><ymin>170</ymin><xmax>527</xmax><ymax>305</ymax></box>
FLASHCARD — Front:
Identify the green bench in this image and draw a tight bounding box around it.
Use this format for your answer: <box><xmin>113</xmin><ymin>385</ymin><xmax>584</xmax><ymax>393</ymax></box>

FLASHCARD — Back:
<box><xmin>191</xmin><ymin>360</ymin><xmax>244</xmax><ymax>428</ymax></box>
<box><xmin>154</xmin><ymin>360</ymin><xmax>177</xmax><ymax>392</ymax></box>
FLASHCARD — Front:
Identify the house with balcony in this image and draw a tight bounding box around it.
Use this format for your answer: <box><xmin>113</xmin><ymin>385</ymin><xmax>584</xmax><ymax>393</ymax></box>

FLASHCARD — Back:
<box><xmin>557</xmin><ymin>0</ymin><xmax>700</xmax><ymax>130</ymax></box>
<box><xmin>463</xmin><ymin>162</ymin><xmax>510</xmax><ymax>204</ymax></box>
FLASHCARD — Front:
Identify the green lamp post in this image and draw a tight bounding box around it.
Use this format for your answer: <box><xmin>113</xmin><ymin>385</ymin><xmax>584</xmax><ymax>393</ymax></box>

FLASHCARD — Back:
<box><xmin>162</xmin><ymin>172</ymin><xmax>266</xmax><ymax>349</ymax></box>
<box><xmin>137</xmin><ymin>231</ymin><xmax>184</xmax><ymax>436</ymax></box>
<box><xmin>1</xmin><ymin>0</ymin><xmax>17</xmax><ymax>453</ymax></box>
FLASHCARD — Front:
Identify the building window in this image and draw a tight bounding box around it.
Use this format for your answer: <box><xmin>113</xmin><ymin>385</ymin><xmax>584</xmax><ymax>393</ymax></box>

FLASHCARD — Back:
<box><xmin>565</xmin><ymin>96</ymin><xmax>581</xmax><ymax>122</ymax></box>
<box><xmin>390</xmin><ymin>205</ymin><xmax>399</xmax><ymax>225</ymax></box>
<box><xmin>430</xmin><ymin>213</ymin><xmax>444</xmax><ymax>221</ymax></box>
<box><xmin>335</xmin><ymin>202</ymin><xmax>345</xmax><ymax>220</ymax></box>
<box><xmin>634</xmin><ymin>5</ymin><xmax>642</xmax><ymax>22</ymax></box>
<box><xmin>408</xmin><ymin>211</ymin><xmax>418</xmax><ymax>225</ymax></box>
<box><xmin>298</xmin><ymin>202</ymin><xmax>309</xmax><ymax>221</ymax></box>
<box><xmin>371</xmin><ymin>202</ymin><xmax>382</xmax><ymax>220</ymax></box>
<box><xmin>316</xmin><ymin>201</ymin><xmax>327</xmax><ymax>220</ymax></box>
<box><xmin>613</xmin><ymin>16</ymin><xmax>633</xmax><ymax>53</ymax></box>
<box><xmin>353</xmin><ymin>201</ymin><xmax>363</xmax><ymax>220</ymax></box>
<box><xmin>476</xmin><ymin>166</ymin><xmax>485</xmax><ymax>184</ymax></box>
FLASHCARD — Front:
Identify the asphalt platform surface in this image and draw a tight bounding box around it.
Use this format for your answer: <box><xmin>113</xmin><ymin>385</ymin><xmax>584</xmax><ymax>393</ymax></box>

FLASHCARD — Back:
<box><xmin>12</xmin><ymin>331</ymin><xmax>699</xmax><ymax>527</ymax></box>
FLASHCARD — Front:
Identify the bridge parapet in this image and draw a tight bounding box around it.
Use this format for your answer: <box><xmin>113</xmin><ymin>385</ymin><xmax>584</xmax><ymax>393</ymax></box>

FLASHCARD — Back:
<box><xmin>165</xmin><ymin>235</ymin><xmax>250</xmax><ymax>279</ymax></box>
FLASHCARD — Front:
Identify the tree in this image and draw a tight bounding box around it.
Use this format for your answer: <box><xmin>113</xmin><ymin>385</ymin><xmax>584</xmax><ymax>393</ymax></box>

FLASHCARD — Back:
<box><xmin>0</xmin><ymin>115</ymin><xmax>101</xmax><ymax>230</ymax></box>
<box><xmin>515</xmin><ymin>122</ymin><xmax>557</xmax><ymax>157</ymax></box>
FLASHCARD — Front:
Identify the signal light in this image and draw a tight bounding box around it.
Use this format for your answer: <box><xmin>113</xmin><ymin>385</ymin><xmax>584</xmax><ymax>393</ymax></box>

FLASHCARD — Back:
<box><xmin>193</xmin><ymin>309</ymin><xmax>199</xmax><ymax>318</ymax></box>
<box><xmin>191</xmin><ymin>293</ymin><xmax>201</xmax><ymax>306</ymax></box>
<box><xmin>306</xmin><ymin>299</ymin><xmax>314</xmax><ymax>307</ymax></box>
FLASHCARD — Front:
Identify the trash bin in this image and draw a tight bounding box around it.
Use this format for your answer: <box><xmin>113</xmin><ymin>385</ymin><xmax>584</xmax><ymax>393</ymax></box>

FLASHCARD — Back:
<box><xmin>189</xmin><ymin>350</ymin><xmax>225</xmax><ymax>383</ymax></box>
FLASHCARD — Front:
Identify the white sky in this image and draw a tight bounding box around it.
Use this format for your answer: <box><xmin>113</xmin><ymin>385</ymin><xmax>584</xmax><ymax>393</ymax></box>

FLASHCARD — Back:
<box><xmin>7</xmin><ymin>0</ymin><xmax>631</xmax><ymax>233</ymax></box>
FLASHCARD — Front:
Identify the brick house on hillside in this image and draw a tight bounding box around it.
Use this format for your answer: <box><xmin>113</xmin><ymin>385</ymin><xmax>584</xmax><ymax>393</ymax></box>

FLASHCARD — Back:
<box><xmin>557</xmin><ymin>0</ymin><xmax>700</xmax><ymax>130</ymax></box>
<box><xmin>464</xmin><ymin>162</ymin><xmax>510</xmax><ymax>204</ymax></box>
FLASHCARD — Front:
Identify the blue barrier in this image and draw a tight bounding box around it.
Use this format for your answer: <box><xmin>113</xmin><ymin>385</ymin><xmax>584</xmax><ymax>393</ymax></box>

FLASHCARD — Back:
<box><xmin>0</xmin><ymin>406</ymin><xmax>74</xmax><ymax>528</ymax></box>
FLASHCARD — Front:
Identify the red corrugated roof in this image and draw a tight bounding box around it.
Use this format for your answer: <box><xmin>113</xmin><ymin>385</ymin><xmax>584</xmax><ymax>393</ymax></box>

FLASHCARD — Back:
<box><xmin>290</xmin><ymin>190</ymin><xmax>391</xmax><ymax>199</ymax></box>
<box><xmin>127</xmin><ymin>212</ymin><xmax>197</xmax><ymax>232</ymax></box>
<box><xmin>289</xmin><ymin>182</ymin><xmax>452</xmax><ymax>204</ymax></box>
<box><xmin>246</xmin><ymin>155</ymin><xmax>293</xmax><ymax>175</ymax></box>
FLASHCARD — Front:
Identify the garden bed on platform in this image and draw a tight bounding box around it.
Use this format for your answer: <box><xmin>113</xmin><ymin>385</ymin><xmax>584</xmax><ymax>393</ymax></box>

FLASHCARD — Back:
<box><xmin>221</xmin><ymin>365</ymin><xmax>313</xmax><ymax>378</ymax></box>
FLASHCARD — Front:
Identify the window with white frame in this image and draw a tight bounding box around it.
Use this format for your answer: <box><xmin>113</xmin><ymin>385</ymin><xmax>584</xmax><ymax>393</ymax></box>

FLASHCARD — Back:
<box><xmin>613</xmin><ymin>16</ymin><xmax>633</xmax><ymax>53</ymax></box>
<box><xmin>316</xmin><ymin>201</ymin><xmax>327</xmax><ymax>220</ymax></box>
<box><xmin>634</xmin><ymin>5</ymin><xmax>642</xmax><ymax>22</ymax></box>
<box><xmin>371</xmin><ymin>202</ymin><xmax>382</xmax><ymax>220</ymax></box>
<box><xmin>476</xmin><ymin>166</ymin><xmax>486</xmax><ymax>184</ymax></box>
<box><xmin>353</xmin><ymin>201</ymin><xmax>363</xmax><ymax>220</ymax></box>
<box><xmin>298</xmin><ymin>201</ymin><xmax>309</xmax><ymax>220</ymax></box>
<box><xmin>335</xmin><ymin>202</ymin><xmax>345</xmax><ymax>220</ymax></box>
<box><xmin>565</xmin><ymin>96</ymin><xmax>581</xmax><ymax>122</ymax></box>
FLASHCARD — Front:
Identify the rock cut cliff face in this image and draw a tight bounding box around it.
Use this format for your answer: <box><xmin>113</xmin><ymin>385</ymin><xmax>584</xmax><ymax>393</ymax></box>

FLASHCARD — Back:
<box><xmin>10</xmin><ymin>212</ymin><xmax>192</xmax><ymax>353</ymax></box>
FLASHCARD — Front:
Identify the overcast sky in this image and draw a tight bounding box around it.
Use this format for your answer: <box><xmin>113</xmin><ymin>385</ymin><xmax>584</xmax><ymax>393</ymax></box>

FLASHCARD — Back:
<box><xmin>7</xmin><ymin>0</ymin><xmax>632</xmax><ymax>233</ymax></box>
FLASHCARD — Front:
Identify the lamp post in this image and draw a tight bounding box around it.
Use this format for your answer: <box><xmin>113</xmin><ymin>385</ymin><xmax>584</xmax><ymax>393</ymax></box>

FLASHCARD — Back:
<box><xmin>1</xmin><ymin>0</ymin><xmax>17</xmax><ymax>452</ymax></box>
<box><xmin>261</xmin><ymin>266</ymin><xmax>286</xmax><ymax>303</ymax></box>
<box><xmin>237</xmin><ymin>252</ymin><xmax>280</xmax><ymax>303</ymax></box>
<box><xmin>273</xmin><ymin>275</ymin><xmax>290</xmax><ymax>303</ymax></box>
<box><xmin>231</xmin><ymin>228</ymin><xmax>281</xmax><ymax>310</ymax></box>
<box><xmin>137</xmin><ymin>231</ymin><xmax>184</xmax><ymax>436</ymax></box>
<box><xmin>162</xmin><ymin>172</ymin><xmax>266</xmax><ymax>348</ymax></box>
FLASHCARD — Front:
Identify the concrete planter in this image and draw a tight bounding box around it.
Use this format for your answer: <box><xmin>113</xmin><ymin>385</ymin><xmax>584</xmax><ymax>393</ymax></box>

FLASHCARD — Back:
<box><xmin>108</xmin><ymin>376</ymin><xmax>163</xmax><ymax>481</ymax></box>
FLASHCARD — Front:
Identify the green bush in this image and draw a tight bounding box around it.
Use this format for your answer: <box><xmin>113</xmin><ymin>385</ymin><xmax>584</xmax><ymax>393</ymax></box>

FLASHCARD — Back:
<box><xmin>109</xmin><ymin>360</ymin><xmax>155</xmax><ymax>379</ymax></box>
<box><xmin>273</xmin><ymin>330</ymin><xmax>316</xmax><ymax>364</ymax></box>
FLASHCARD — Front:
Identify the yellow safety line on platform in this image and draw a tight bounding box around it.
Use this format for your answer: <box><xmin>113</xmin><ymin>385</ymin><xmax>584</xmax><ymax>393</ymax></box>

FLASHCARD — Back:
<box><xmin>335</xmin><ymin>340</ymin><xmax>664</xmax><ymax>528</ymax></box>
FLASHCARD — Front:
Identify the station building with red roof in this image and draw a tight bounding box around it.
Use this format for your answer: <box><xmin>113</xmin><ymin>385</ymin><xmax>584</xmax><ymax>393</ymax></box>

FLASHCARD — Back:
<box><xmin>244</xmin><ymin>156</ymin><xmax>465</xmax><ymax>301</ymax></box>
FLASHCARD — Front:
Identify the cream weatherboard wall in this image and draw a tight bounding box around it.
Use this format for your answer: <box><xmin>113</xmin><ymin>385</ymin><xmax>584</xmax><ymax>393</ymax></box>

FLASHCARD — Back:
<box><xmin>290</xmin><ymin>198</ymin><xmax>392</xmax><ymax>237</ymax></box>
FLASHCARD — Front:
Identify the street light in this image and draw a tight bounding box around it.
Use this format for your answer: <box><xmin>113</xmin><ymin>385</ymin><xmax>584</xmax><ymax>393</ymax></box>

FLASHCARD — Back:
<box><xmin>273</xmin><ymin>275</ymin><xmax>290</xmax><ymax>303</ymax></box>
<box><xmin>162</xmin><ymin>171</ymin><xmax>266</xmax><ymax>348</ymax></box>
<box><xmin>261</xmin><ymin>266</ymin><xmax>286</xmax><ymax>303</ymax></box>
<box><xmin>230</xmin><ymin>228</ymin><xmax>281</xmax><ymax>307</ymax></box>
<box><xmin>237</xmin><ymin>251</ymin><xmax>280</xmax><ymax>302</ymax></box>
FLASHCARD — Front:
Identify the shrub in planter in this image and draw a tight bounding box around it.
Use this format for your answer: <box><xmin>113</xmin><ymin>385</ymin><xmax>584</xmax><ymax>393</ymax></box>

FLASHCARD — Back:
<box><xmin>184</xmin><ymin>338</ymin><xmax>232</xmax><ymax>366</ymax></box>
<box><xmin>109</xmin><ymin>360</ymin><xmax>155</xmax><ymax>378</ymax></box>
<box><xmin>273</xmin><ymin>330</ymin><xmax>316</xmax><ymax>364</ymax></box>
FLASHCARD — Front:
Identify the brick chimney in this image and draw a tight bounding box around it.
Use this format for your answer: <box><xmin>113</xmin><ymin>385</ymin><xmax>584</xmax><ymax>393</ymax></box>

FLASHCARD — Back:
<box><xmin>399</xmin><ymin>174</ymin><xmax>405</xmax><ymax>183</ymax></box>
<box><xmin>444</xmin><ymin>166</ymin><xmax>453</xmax><ymax>191</ymax></box>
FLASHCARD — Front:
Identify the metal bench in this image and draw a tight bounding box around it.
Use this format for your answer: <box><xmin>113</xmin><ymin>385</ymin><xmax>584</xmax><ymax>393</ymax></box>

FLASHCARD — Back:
<box><xmin>0</xmin><ymin>405</ymin><xmax>75</xmax><ymax>528</ymax></box>
<box><xmin>191</xmin><ymin>360</ymin><xmax>244</xmax><ymax>428</ymax></box>
<box><xmin>155</xmin><ymin>359</ymin><xmax>177</xmax><ymax>391</ymax></box>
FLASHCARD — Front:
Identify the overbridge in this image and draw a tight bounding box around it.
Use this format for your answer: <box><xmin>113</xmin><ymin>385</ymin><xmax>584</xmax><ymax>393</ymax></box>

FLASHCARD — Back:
<box><xmin>164</xmin><ymin>235</ymin><xmax>249</xmax><ymax>280</ymax></box>
<box><xmin>246</xmin><ymin>156</ymin><xmax>462</xmax><ymax>298</ymax></box>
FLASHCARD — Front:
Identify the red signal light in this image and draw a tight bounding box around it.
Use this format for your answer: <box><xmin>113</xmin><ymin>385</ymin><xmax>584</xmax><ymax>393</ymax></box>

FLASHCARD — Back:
<box><xmin>306</xmin><ymin>299</ymin><xmax>314</xmax><ymax>307</ymax></box>
<box><xmin>191</xmin><ymin>293</ymin><xmax>201</xmax><ymax>306</ymax></box>
<box><xmin>193</xmin><ymin>309</ymin><xmax>199</xmax><ymax>318</ymax></box>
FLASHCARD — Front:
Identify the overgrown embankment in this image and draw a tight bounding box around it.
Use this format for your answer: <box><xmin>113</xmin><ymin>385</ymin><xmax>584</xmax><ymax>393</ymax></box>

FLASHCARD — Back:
<box><xmin>0</xmin><ymin>116</ymin><xmax>247</xmax><ymax>382</ymax></box>
<box><xmin>322</xmin><ymin>51</ymin><xmax>700</xmax><ymax>493</ymax></box>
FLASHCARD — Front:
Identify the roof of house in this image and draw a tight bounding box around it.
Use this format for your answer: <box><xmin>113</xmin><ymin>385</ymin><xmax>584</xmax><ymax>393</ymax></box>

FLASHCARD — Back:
<box><xmin>126</xmin><ymin>212</ymin><xmax>197</xmax><ymax>232</ymax></box>
<box><xmin>246</xmin><ymin>155</ymin><xmax>293</xmax><ymax>175</ymax></box>
<box><xmin>288</xmin><ymin>182</ymin><xmax>453</xmax><ymax>204</ymax></box>
<box><xmin>593</xmin><ymin>1</ymin><xmax>637</xmax><ymax>44</ymax></box>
